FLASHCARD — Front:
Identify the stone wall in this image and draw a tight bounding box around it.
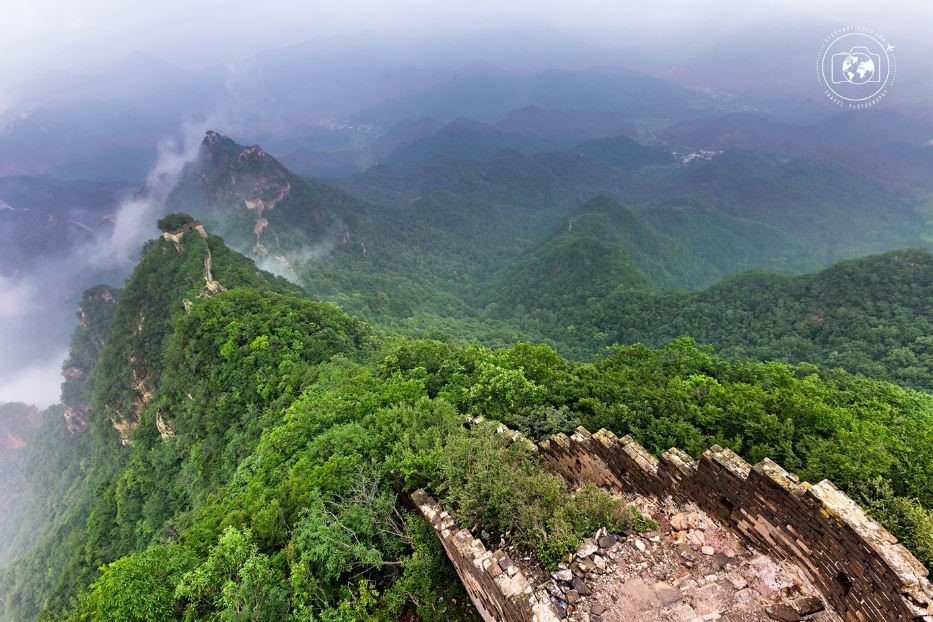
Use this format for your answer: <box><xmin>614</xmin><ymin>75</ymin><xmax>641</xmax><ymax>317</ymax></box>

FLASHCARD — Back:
<box><xmin>410</xmin><ymin>489</ymin><xmax>561</xmax><ymax>622</ymax></box>
<box><xmin>536</xmin><ymin>427</ymin><xmax>933</xmax><ymax>622</ymax></box>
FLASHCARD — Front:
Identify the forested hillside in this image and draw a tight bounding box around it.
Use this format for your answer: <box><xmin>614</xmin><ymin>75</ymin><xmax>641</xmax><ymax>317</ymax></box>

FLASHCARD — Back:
<box><xmin>153</xmin><ymin>132</ymin><xmax>933</xmax><ymax>395</ymax></box>
<box><xmin>585</xmin><ymin>249</ymin><xmax>933</xmax><ymax>390</ymax></box>
<box><xmin>488</xmin><ymin>248</ymin><xmax>933</xmax><ymax>391</ymax></box>
<box><xmin>0</xmin><ymin>220</ymin><xmax>929</xmax><ymax>622</ymax></box>
<box><xmin>6</xmin><ymin>10</ymin><xmax>933</xmax><ymax>622</ymax></box>
<box><xmin>0</xmin><ymin>403</ymin><xmax>42</xmax><ymax>564</ymax></box>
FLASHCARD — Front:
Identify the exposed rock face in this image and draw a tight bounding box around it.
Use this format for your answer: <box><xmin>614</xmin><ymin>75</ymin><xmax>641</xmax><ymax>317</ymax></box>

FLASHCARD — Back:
<box><xmin>161</xmin><ymin>220</ymin><xmax>208</xmax><ymax>248</ymax></box>
<box><xmin>195</xmin><ymin>132</ymin><xmax>296</xmax><ymax>255</ymax></box>
<box><xmin>201</xmin><ymin>133</ymin><xmax>291</xmax><ymax>201</ymax></box>
<box><xmin>62</xmin><ymin>405</ymin><xmax>89</xmax><ymax>433</ymax></box>
<box><xmin>60</xmin><ymin>285</ymin><xmax>120</xmax><ymax>433</ymax></box>
<box><xmin>155</xmin><ymin>412</ymin><xmax>176</xmax><ymax>440</ymax></box>
<box><xmin>165</xmin><ymin>131</ymin><xmax>367</xmax><ymax>270</ymax></box>
<box><xmin>244</xmin><ymin>179</ymin><xmax>291</xmax><ymax>255</ymax></box>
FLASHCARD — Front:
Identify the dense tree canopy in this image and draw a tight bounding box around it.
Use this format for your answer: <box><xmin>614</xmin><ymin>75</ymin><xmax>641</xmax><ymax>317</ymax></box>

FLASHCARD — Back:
<box><xmin>0</xmin><ymin>223</ymin><xmax>929</xmax><ymax>622</ymax></box>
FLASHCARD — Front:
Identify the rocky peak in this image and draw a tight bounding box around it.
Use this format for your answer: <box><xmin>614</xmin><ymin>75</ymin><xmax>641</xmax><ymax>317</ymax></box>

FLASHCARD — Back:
<box><xmin>200</xmin><ymin>131</ymin><xmax>278</xmax><ymax>170</ymax></box>
<box><xmin>61</xmin><ymin>285</ymin><xmax>120</xmax><ymax>433</ymax></box>
<box><xmin>196</xmin><ymin>131</ymin><xmax>292</xmax><ymax>208</ymax></box>
<box><xmin>201</xmin><ymin>130</ymin><xmax>244</xmax><ymax>162</ymax></box>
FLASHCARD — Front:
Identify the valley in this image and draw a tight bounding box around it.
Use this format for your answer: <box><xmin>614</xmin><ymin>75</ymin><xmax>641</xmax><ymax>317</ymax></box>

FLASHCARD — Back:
<box><xmin>1</xmin><ymin>10</ymin><xmax>932</xmax><ymax>621</ymax></box>
<box><xmin>151</xmin><ymin>127</ymin><xmax>933</xmax><ymax>390</ymax></box>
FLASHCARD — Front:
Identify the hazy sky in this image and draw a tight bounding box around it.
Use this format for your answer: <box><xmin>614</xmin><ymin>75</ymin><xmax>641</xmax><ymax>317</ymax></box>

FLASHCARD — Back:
<box><xmin>4</xmin><ymin>0</ymin><xmax>933</xmax><ymax>96</ymax></box>
<box><xmin>2</xmin><ymin>0</ymin><xmax>933</xmax><ymax>408</ymax></box>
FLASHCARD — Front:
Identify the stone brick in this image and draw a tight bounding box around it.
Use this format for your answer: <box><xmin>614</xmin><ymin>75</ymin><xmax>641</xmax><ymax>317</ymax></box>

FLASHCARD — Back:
<box><xmin>431</xmin><ymin>420</ymin><xmax>933</xmax><ymax>622</ymax></box>
<box><xmin>411</xmin><ymin>490</ymin><xmax>562</xmax><ymax>622</ymax></box>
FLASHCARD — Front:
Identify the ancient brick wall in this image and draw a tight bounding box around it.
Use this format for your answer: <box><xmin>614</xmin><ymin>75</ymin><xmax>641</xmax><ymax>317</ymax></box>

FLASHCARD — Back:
<box><xmin>410</xmin><ymin>489</ymin><xmax>561</xmax><ymax>622</ymax></box>
<box><xmin>536</xmin><ymin>427</ymin><xmax>933</xmax><ymax>622</ymax></box>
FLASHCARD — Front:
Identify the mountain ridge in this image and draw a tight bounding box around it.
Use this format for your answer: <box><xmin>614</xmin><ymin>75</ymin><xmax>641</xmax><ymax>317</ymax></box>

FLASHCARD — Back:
<box><xmin>0</xmin><ymin>219</ymin><xmax>929</xmax><ymax>622</ymax></box>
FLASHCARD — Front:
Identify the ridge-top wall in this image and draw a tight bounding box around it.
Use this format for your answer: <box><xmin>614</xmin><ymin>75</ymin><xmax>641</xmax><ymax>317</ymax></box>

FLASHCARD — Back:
<box><xmin>410</xmin><ymin>489</ymin><xmax>561</xmax><ymax>622</ymax></box>
<box><xmin>536</xmin><ymin>426</ymin><xmax>933</xmax><ymax>622</ymax></box>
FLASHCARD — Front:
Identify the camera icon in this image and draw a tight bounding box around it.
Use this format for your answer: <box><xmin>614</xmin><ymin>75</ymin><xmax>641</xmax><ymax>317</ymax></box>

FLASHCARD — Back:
<box><xmin>831</xmin><ymin>46</ymin><xmax>881</xmax><ymax>84</ymax></box>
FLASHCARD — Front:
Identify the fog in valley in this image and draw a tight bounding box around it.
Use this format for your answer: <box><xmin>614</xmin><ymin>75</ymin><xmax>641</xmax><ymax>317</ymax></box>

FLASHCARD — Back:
<box><xmin>2</xmin><ymin>0</ymin><xmax>931</xmax><ymax>407</ymax></box>
<box><xmin>1</xmin><ymin>2</ymin><xmax>933</xmax><ymax>621</ymax></box>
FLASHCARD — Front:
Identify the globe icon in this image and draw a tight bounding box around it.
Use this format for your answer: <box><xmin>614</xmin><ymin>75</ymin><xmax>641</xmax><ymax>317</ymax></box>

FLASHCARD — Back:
<box><xmin>841</xmin><ymin>48</ymin><xmax>876</xmax><ymax>84</ymax></box>
<box><xmin>820</xmin><ymin>31</ymin><xmax>895</xmax><ymax>104</ymax></box>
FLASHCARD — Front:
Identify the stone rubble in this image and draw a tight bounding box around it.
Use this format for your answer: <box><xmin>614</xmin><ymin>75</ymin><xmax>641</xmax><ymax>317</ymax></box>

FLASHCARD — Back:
<box><xmin>441</xmin><ymin>421</ymin><xmax>933</xmax><ymax>622</ymax></box>
<box><xmin>539</xmin><ymin>493</ymin><xmax>838</xmax><ymax>622</ymax></box>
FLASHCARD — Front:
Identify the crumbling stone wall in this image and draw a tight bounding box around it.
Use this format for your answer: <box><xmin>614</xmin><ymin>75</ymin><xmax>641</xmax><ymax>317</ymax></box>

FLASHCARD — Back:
<box><xmin>537</xmin><ymin>427</ymin><xmax>933</xmax><ymax>622</ymax></box>
<box><xmin>410</xmin><ymin>489</ymin><xmax>561</xmax><ymax>622</ymax></box>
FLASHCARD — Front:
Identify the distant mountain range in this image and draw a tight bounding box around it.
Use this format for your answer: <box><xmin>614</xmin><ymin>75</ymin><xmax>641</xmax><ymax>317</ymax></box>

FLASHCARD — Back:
<box><xmin>154</xmin><ymin>129</ymin><xmax>933</xmax><ymax>390</ymax></box>
<box><xmin>4</xmin><ymin>96</ymin><xmax>932</xmax><ymax>408</ymax></box>
<box><xmin>2</xmin><ymin>25</ymin><xmax>932</xmax><ymax>622</ymax></box>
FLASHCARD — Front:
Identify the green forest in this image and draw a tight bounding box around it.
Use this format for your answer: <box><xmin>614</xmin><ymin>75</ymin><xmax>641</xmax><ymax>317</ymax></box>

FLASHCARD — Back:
<box><xmin>1</xmin><ymin>218</ymin><xmax>930</xmax><ymax>621</ymax></box>
<box><xmin>163</xmin><ymin>135</ymin><xmax>933</xmax><ymax>393</ymax></box>
<box><xmin>4</xmin><ymin>8</ymin><xmax>933</xmax><ymax>621</ymax></box>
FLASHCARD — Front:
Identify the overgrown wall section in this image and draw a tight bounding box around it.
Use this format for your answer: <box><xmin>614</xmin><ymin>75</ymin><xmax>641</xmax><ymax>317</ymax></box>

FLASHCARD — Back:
<box><xmin>537</xmin><ymin>427</ymin><xmax>933</xmax><ymax>622</ymax></box>
<box><xmin>410</xmin><ymin>489</ymin><xmax>560</xmax><ymax>622</ymax></box>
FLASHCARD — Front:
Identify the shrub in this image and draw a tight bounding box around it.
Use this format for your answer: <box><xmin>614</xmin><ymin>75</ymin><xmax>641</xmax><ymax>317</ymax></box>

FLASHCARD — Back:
<box><xmin>434</xmin><ymin>423</ymin><xmax>655</xmax><ymax>569</ymax></box>
<box><xmin>78</xmin><ymin>544</ymin><xmax>197</xmax><ymax>622</ymax></box>
<box><xmin>157</xmin><ymin>212</ymin><xmax>197</xmax><ymax>233</ymax></box>
<box><xmin>512</xmin><ymin>404</ymin><xmax>580</xmax><ymax>440</ymax></box>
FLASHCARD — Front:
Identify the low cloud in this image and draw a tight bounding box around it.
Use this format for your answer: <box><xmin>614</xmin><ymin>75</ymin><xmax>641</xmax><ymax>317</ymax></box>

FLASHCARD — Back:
<box><xmin>0</xmin><ymin>276</ymin><xmax>37</xmax><ymax>319</ymax></box>
<box><xmin>0</xmin><ymin>117</ymin><xmax>222</xmax><ymax>409</ymax></box>
<box><xmin>253</xmin><ymin>219</ymin><xmax>343</xmax><ymax>283</ymax></box>
<box><xmin>82</xmin><ymin>120</ymin><xmax>214</xmax><ymax>269</ymax></box>
<box><xmin>0</xmin><ymin>349</ymin><xmax>68</xmax><ymax>408</ymax></box>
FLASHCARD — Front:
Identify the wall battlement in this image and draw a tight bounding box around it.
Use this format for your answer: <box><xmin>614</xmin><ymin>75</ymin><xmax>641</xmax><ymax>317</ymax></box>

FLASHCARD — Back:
<box><xmin>410</xmin><ymin>489</ymin><xmax>561</xmax><ymax>622</ymax></box>
<box><xmin>536</xmin><ymin>426</ymin><xmax>933</xmax><ymax>622</ymax></box>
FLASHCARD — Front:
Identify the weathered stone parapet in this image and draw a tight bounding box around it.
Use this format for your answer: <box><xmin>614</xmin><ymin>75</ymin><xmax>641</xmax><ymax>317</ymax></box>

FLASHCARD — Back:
<box><xmin>451</xmin><ymin>419</ymin><xmax>932</xmax><ymax>620</ymax></box>
<box><xmin>410</xmin><ymin>489</ymin><xmax>561</xmax><ymax>622</ymax></box>
<box><xmin>797</xmin><ymin>480</ymin><xmax>932</xmax><ymax>621</ymax></box>
<box><xmin>530</xmin><ymin>428</ymin><xmax>933</xmax><ymax>622</ymax></box>
<box><xmin>657</xmin><ymin>447</ymin><xmax>696</xmax><ymax>496</ymax></box>
<box><xmin>537</xmin><ymin>427</ymin><xmax>663</xmax><ymax>495</ymax></box>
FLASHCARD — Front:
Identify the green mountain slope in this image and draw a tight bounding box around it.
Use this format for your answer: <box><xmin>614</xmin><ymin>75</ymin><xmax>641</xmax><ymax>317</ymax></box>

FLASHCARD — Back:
<box><xmin>374</xmin><ymin>118</ymin><xmax>671</xmax><ymax>175</ymax></box>
<box><xmin>0</xmin><ymin>403</ymin><xmax>43</xmax><ymax>565</ymax></box>
<box><xmin>655</xmin><ymin>150</ymin><xmax>929</xmax><ymax>259</ymax></box>
<box><xmin>509</xmin><ymin>249</ymin><xmax>933</xmax><ymax>390</ymax></box>
<box><xmin>60</xmin><ymin>285</ymin><xmax>121</xmax><ymax>431</ymax></box>
<box><xmin>0</xmin><ymin>219</ymin><xmax>929</xmax><ymax>621</ymax></box>
<box><xmin>493</xmin><ymin>194</ymin><xmax>816</xmax><ymax>296</ymax></box>
<box><xmin>90</xmin><ymin>215</ymin><xmax>300</xmax><ymax>442</ymax></box>
<box><xmin>342</xmin><ymin>138</ymin><xmax>932</xmax><ymax>294</ymax></box>
<box><xmin>177</xmin><ymin>132</ymin><xmax>933</xmax><ymax>302</ymax></box>
<box><xmin>167</xmin><ymin>134</ymin><xmax>596</xmax><ymax>320</ymax></box>
<box><xmin>567</xmin><ymin>134</ymin><xmax>673</xmax><ymax>171</ymax></box>
<box><xmin>0</xmin><ymin>221</ymin><xmax>375</xmax><ymax>621</ymax></box>
<box><xmin>493</xmin><ymin>233</ymin><xmax>652</xmax><ymax>310</ymax></box>
<box><xmin>636</xmin><ymin>199</ymin><xmax>817</xmax><ymax>277</ymax></box>
<box><xmin>378</xmin><ymin>118</ymin><xmax>575</xmax><ymax>173</ymax></box>
<box><xmin>160</xmin><ymin>133</ymin><xmax>933</xmax><ymax>395</ymax></box>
